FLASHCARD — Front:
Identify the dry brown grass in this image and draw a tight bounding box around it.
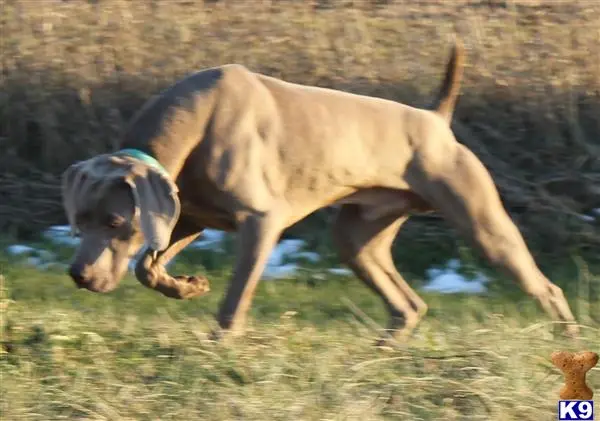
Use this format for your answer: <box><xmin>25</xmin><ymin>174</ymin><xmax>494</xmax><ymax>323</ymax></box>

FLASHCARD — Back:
<box><xmin>1</xmin><ymin>0</ymin><xmax>599</xmax><ymax>254</ymax></box>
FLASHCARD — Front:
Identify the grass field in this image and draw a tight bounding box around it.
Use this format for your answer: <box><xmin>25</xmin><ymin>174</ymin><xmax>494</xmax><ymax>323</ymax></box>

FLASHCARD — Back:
<box><xmin>1</xmin><ymin>251</ymin><xmax>599</xmax><ymax>421</ymax></box>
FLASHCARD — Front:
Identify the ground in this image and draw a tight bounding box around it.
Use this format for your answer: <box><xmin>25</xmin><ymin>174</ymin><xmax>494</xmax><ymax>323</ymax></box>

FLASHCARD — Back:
<box><xmin>1</xmin><ymin>240</ymin><xmax>598</xmax><ymax>421</ymax></box>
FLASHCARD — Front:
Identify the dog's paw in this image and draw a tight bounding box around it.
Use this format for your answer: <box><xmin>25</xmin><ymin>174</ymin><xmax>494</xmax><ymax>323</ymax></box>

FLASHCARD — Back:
<box><xmin>374</xmin><ymin>338</ymin><xmax>396</xmax><ymax>351</ymax></box>
<box><xmin>174</xmin><ymin>275</ymin><xmax>210</xmax><ymax>299</ymax></box>
<box><xmin>563</xmin><ymin>323</ymin><xmax>581</xmax><ymax>339</ymax></box>
<box><xmin>208</xmin><ymin>328</ymin><xmax>224</xmax><ymax>342</ymax></box>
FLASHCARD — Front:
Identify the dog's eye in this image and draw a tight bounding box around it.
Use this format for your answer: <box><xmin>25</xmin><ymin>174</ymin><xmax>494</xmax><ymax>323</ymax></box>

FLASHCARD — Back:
<box><xmin>107</xmin><ymin>214</ymin><xmax>125</xmax><ymax>228</ymax></box>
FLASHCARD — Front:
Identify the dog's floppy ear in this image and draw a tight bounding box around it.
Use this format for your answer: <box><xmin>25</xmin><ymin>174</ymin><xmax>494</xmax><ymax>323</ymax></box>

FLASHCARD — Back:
<box><xmin>61</xmin><ymin>161</ymin><xmax>87</xmax><ymax>236</ymax></box>
<box><xmin>125</xmin><ymin>169</ymin><xmax>181</xmax><ymax>252</ymax></box>
<box><xmin>61</xmin><ymin>154</ymin><xmax>180</xmax><ymax>250</ymax></box>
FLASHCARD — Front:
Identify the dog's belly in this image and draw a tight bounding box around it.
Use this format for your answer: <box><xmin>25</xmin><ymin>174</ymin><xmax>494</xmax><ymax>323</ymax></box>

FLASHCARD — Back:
<box><xmin>178</xmin><ymin>198</ymin><xmax>237</xmax><ymax>231</ymax></box>
<box><xmin>334</xmin><ymin>188</ymin><xmax>432</xmax><ymax>220</ymax></box>
<box><xmin>177</xmin><ymin>187</ymin><xmax>430</xmax><ymax>232</ymax></box>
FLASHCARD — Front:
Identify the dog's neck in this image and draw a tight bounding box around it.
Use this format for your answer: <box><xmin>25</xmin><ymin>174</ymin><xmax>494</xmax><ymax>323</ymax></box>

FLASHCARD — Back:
<box><xmin>115</xmin><ymin>148</ymin><xmax>170</xmax><ymax>178</ymax></box>
<box><xmin>118</xmin><ymin>138</ymin><xmax>194</xmax><ymax>180</ymax></box>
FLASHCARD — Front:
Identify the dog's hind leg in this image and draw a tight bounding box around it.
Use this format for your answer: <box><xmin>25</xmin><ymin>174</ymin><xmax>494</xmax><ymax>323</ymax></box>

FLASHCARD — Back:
<box><xmin>332</xmin><ymin>204</ymin><xmax>427</xmax><ymax>343</ymax></box>
<box><xmin>411</xmin><ymin>142</ymin><xmax>578</xmax><ymax>335</ymax></box>
<box><xmin>135</xmin><ymin>221</ymin><xmax>210</xmax><ymax>299</ymax></box>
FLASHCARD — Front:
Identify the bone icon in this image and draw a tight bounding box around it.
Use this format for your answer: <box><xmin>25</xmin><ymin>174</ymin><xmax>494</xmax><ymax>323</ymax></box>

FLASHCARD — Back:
<box><xmin>551</xmin><ymin>351</ymin><xmax>599</xmax><ymax>400</ymax></box>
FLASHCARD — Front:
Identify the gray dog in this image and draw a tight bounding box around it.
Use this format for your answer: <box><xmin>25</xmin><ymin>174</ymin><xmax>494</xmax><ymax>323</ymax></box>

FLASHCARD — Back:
<box><xmin>62</xmin><ymin>40</ymin><xmax>578</xmax><ymax>342</ymax></box>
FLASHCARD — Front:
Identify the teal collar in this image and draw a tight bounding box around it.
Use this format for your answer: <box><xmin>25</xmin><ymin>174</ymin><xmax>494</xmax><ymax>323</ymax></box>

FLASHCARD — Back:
<box><xmin>115</xmin><ymin>148</ymin><xmax>169</xmax><ymax>176</ymax></box>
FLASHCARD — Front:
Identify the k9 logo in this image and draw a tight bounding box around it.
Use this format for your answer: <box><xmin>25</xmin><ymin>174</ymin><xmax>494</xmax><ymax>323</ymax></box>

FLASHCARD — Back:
<box><xmin>558</xmin><ymin>401</ymin><xmax>595</xmax><ymax>421</ymax></box>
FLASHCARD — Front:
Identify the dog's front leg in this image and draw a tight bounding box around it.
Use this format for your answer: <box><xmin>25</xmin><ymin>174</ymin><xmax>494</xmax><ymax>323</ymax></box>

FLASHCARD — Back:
<box><xmin>135</xmin><ymin>223</ymin><xmax>210</xmax><ymax>299</ymax></box>
<box><xmin>214</xmin><ymin>212</ymin><xmax>284</xmax><ymax>338</ymax></box>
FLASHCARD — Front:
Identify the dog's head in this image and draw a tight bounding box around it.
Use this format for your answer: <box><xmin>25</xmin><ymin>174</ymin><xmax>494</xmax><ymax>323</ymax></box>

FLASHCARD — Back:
<box><xmin>61</xmin><ymin>154</ymin><xmax>180</xmax><ymax>293</ymax></box>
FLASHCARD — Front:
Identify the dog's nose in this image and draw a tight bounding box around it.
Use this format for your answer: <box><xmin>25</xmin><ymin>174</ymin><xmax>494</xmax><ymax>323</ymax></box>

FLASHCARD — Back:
<box><xmin>68</xmin><ymin>264</ymin><xmax>87</xmax><ymax>285</ymax></box>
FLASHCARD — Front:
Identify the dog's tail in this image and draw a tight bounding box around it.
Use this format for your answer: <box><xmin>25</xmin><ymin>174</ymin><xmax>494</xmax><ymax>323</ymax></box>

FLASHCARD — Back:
<box><xmin>431</xmin><ymin>38</ymin><xmax>465</xmax><ymax>124</ymax></box>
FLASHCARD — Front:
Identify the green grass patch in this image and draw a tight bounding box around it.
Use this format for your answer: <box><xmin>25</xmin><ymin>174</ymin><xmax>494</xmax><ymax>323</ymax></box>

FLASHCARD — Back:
<box><xmin>1</xmin><ymin>255</ymin><xmax>598</xmax><ymax>420</ymax></box>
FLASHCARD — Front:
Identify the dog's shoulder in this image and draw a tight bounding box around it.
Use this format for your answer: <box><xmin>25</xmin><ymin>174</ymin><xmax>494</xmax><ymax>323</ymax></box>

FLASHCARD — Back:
<box><xmin>177</xmin><ymin>64</ymin><xmax>253</xmax><ymax>95</ymax></box>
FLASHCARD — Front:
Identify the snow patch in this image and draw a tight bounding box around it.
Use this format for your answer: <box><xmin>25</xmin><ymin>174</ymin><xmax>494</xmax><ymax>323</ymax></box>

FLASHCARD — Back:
<box><xmin>422</xmin><ymin>259</ymin><xmax>488</xmax><ymax>294</ymax></box>
<box><xmin>293</xmin><ymin>251</ymin><xmax>321</xmax><ymax>263</ymax></box>
<box><xmin>5</xmin><ymin>244</ymin><xmax>60</xmax><ymax>270</ymax></box>
<box><xmin>326</xmin><ymin>267</ymin><xmax>353</xmax><ymax>276</ymax></box>
<box><xmin>268</xmin><ymin>239</ymin><xmax>305</xmax><ymax>266</ymax></box>
<box><xmin>6</xmin><ymin>245</ymin><xmax>38</xmax><ymax>256</ymax></box>
<box><xmin>262</xmin><ymin>239</ymin><xmax>306</xmax><ymax>279</ymax></box>
<box><xmin>578</xmin><ymin>214</ymin><xmax>596</xmax><ymax>223</ymax></box>
<box><xmin>188</xmin><ymin>229</ymin><xmax>227</xmax><ymax>251</ymax></box>
<box><xmin>263</xmin><ymin>263</ymin><xmax>300</xmax><ymax>279</ymax></box>
<box><xmin>42</xmin><ymin>225</ymin><xmax>80</xmax><ymax>246</ymax></box>
<box><xmin>576</xmin><ymin>208</ymin><xmax>600</xmax><ymax>223</ymax></box>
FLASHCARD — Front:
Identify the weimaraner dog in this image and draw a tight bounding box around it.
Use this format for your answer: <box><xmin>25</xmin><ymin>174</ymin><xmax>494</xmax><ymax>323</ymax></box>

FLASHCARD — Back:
<box><xmin>62</xmin><ymin>40</ymin><xmax>578</xmax><ymax>342</ymax></box>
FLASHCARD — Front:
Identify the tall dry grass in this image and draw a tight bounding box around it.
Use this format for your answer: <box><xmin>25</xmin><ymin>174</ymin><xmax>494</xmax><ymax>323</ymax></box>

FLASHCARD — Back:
<box><xmin>1</xmin><ymin>0</ymin><xmax>599</xmax><ymax>255</ymax></box>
